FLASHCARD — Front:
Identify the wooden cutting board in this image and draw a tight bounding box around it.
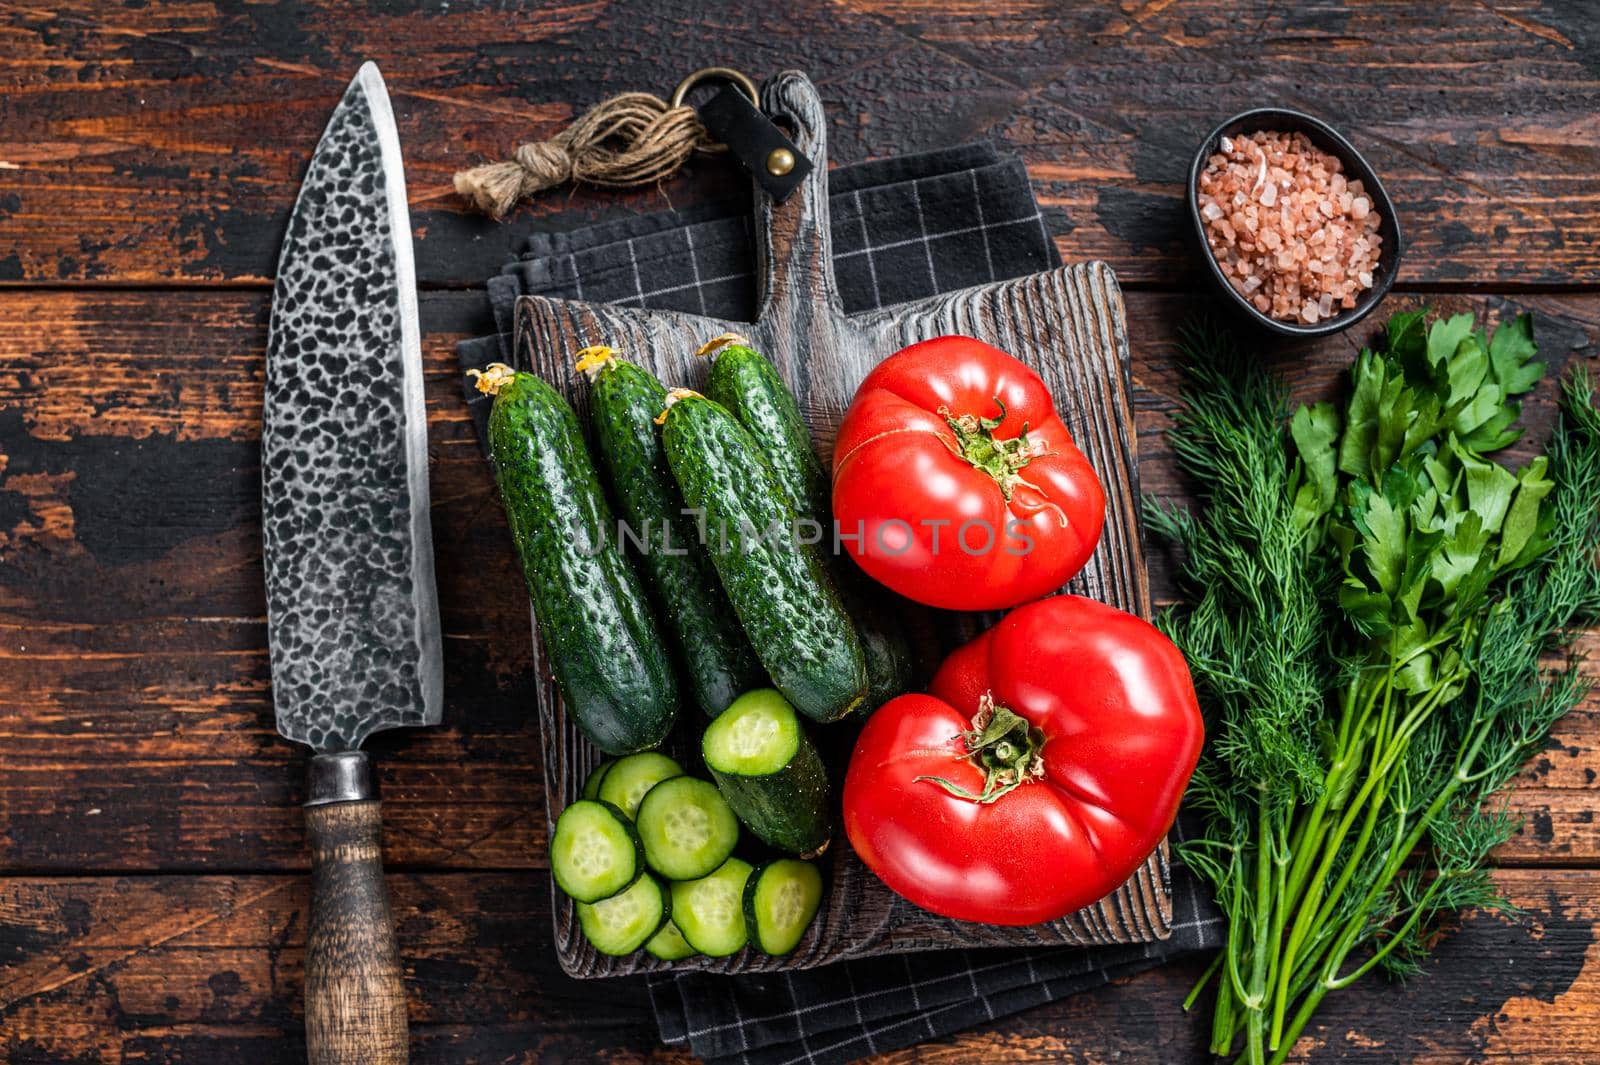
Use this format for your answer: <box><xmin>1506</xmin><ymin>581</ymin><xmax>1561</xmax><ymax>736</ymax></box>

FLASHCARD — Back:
<box><xmin>513</xmin><ymin>71</ymin><xmax>1167</xmax><ymax>978</ymax></box>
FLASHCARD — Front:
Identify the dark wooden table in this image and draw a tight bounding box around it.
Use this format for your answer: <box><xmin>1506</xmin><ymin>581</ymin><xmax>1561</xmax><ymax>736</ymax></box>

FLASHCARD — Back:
<box><xmin>3</xmin><ymin>2</ymin><xmax>1598</xmax><ymax>1062</ymax></box>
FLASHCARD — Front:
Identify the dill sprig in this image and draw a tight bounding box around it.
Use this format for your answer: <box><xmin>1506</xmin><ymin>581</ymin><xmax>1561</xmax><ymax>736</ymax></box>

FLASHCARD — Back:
<box><xmin>1153</xmin><ymin>313</ymin><xmax>1600</xmax><ymax>1065</ymax></box>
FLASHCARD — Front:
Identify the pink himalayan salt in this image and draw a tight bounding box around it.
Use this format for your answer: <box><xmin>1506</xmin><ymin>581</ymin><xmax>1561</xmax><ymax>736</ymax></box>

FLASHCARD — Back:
<box><xmin>1198</xmin><ymin>130</ymin><xmax>1383</xmax><ymax>324</ymax></box>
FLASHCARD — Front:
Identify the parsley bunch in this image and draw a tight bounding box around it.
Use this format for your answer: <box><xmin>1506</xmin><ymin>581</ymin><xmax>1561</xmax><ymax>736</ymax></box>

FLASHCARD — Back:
<box><xmin>1150</xmin><ymin>310</ymin><xmax>1600</xmax><ymax>1065</ymax></box>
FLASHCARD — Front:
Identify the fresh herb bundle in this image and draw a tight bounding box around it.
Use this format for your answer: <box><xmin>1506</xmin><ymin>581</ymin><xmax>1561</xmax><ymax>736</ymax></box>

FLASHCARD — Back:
<box><xmin>1149</xmin><ymin>310</ymin><xmax>1600</xmax><ymax>1065</ymax></box>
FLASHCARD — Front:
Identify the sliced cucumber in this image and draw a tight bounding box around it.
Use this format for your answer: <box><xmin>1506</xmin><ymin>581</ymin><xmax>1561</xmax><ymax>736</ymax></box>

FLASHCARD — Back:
<box><xmin>597</xmin><ymin>751</ymin><xmax>684</xmax><ymax>820</ymax></box>
<box><xmin>635</xmin><ymin>776</ymin><xmax>739</xmax><ymax>881</ymax></box>
<box><xmin>703</xmin><ymin>689</ymin><xmax>833</xmax><ymax>855</ymax></box>
<box><xmin>581</xmin><ymin>760</ymin><xmax>614</xmax><ymax>801</ymax></box>
<box><xmin>577</xmin><ymin>873</ymin><xmax>668</xmax><ymax>956</ymax></box>
<box><xmin>744</xmin><ymin>859</ymin><xmax>823</xmax><ymax>955</ymax></box>
<box><xmin>550</xmin><ymin>800</ymin><xmax>642</xmax><ymax>903</ymax></box>
<box><xmin>671</xmin><ymin>857</ymin><xmax>754</xmax><ymax>957</ymax></box>
<box><xmin>644</xmin><ymin>919</ymin><xmax>698</xmax><ymax>962</ymax></box>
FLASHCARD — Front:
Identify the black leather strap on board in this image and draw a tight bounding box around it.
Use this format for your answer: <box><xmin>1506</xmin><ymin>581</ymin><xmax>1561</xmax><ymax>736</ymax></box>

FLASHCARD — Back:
<box><xmin>697</xmin><ymin>85</ymin><xmax>813</xmax><ymax>202</ymax></box>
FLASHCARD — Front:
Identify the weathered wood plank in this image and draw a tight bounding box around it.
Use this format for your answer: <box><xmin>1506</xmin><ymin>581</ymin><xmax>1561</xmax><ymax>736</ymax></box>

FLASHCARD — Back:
<box><xmin>2</xmin><ymin>288</ymin><xmax>1596</xmax><ymax>873</ymax></box>
<box><xmin>862</xmin><ymin>868</ymin><xmax>1600</xmax><ymax>1063</ymax></box>
<box><xmin>0</xmin><ymin>869</ymin><xmax>1594</xmax><ymax>1063</ymax></box>
<box><xmin>0</xmin><ymin>1</ymin><xmax>1596</xmax><ymax>286</ymax></box>
<box><xmin>0</xmin><ymin>872</ymin><xmax>673</xmax><ymax>1064</ymax></box>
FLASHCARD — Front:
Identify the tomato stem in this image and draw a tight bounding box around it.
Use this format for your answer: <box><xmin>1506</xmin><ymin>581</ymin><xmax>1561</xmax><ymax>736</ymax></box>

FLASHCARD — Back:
<box><xmin>914</xmin><ymin>693</ymin><xmax>1045</xmax><ymax>804</ymax></box>
<box><xmin>939</xmin><ymin>398</ymin><xmax>1041</xmax><ymax>501</ymax></box>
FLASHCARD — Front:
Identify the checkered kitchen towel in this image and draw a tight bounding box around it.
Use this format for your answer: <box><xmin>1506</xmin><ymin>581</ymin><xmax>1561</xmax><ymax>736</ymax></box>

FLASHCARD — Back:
<box><xmin>456</xmin><ymin>142</ymin><xmax>1223</xmax><ymax>1065</ymax></box>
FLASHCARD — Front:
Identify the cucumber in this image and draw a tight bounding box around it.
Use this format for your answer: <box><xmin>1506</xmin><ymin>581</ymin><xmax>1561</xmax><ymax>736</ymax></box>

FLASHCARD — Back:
<box><xmin>635</xmin><ymin>775</ymin><xmax>740</xmax><ymax>880</ymax></box>
<box><xmin>581</xmin><ymin>760</ymin><xmax>614</xmax><ymax>800</ymax></box>
<box><xmin>579</xmin><ymin>348</ymin><xmax>766</xmax><ymax>717</ymax></box>
<box><xmin>577</xmin><ymin>872</ymin><xmax>669</xmax><ymax>956</ymax></box>
<box><xmin>670</xmin><ymin>857</ymin><xmax>754</xmax><ymax>957</ymax></box>
<box><xmin>474</xmin><ymin>363</ymin><xmax>677</xmax><ymax>754</ymax></box>
<box><xmin>644</xmin><ymin>919</ymin><xmax>698</xmax><ymax>961</ymax></box>
<box><xmin>597</xmin><ymin>751</ymin><xmax>683</xmax><ymax>820</ymax></box>
<box><xmin>661</xmin><ymin>391</ymin><xmax>867</xmax><ymax>723</ymax></box>
<box><xmin>550</xmin><ymin>799</ymin><xmax>642</xmax><ymax>903</ymax></box>
<box><xmin>743</xmin><ymin>859</ymin><xmax>823</xmax><ymax>956</ymax></box>
<box><xmin>702</xmin><ymin>336</ymin><xmax>830</xmax><ymax>526</ymax></box>
<box><xmin>701</xmin><ymin>336</ymin><xmax>913</xmax><ymax>712</ymax></box>
<box><xmin>702</xmin><ymin>688</ymin><xmax>833</xmax><ymax>855</ymax></box>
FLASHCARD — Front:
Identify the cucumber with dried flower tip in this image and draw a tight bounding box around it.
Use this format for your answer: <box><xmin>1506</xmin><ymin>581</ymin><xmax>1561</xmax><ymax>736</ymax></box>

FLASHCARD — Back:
<box><xmin>703</xmin><ymin>688</ymin><xmax>832</xmax><ymax>856</ymax></box>
<box><xmin>700</xmin><ymin>334</ymin><xmax>913</xmax><ymax>712</ymax></box>
<box><xmin>472</xmin><ymin>363</ymin><xmax>678</xmax><ymax>755</ymax></box>
<box><xmin>578</xmin><ymin>347</ymin><xmax>766</xmax><ymax>717</ymax></box>
<box><xmin>660</xmin><ymin>390</ymin><xmax>868</xmax><ymax>724</ymax></box>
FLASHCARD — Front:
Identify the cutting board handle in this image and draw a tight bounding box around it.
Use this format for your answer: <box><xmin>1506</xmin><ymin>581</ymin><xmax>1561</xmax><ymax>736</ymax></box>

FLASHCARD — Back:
<box><xmin>303</xmin><ymin>751</ymin><xmax>409</xmax><ymax>1065</ymax></box>
<box><xmin>754</xmin><ymin>71</ymin><xmax>841</xmax><ymax>323</ymax></box>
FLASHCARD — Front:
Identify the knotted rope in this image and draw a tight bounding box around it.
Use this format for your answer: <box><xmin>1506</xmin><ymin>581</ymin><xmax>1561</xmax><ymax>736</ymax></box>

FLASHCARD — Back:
<box><xmin>453</xmin><ymin>92</ymin><xmax>713</xmax><ymax>218</ymax></box>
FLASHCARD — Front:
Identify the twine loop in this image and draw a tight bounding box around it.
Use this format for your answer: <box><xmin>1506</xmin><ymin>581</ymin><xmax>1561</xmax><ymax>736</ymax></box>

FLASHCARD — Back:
<box><xmin>454</xmin><ymin>68</ymin><xmax>758</xmax><ymax>219</ymax></box>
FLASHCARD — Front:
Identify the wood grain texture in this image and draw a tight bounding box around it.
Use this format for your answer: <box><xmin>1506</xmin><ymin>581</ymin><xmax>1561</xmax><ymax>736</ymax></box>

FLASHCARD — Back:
<box><xmin>303</xmin><ymin>800</ymin><xmax>408</xmax><ymax>1065</ymax></box>
<box><xmin>1</xmin><ymin>869</ymin><xmax>1596</xmax><ymax>1064</ymax></box>
<box><xmin>0</xmin><ymin>2</ymin><xmax>1596</xmax><ymax>286</ymax></box>
<box><xmin>0</xmin><ymin>289</ymin><xmax>1595</xmax><ymax>878</ymax></box>
<box><xmin>514</xmin><ymin>71</ymin><xmax>1168</xmax><ymax>977</ymax></box>
<box><xmin>3</xmin><ymin>2</ymin><xmax>1600</xmax><ymax>1053</ymax></box>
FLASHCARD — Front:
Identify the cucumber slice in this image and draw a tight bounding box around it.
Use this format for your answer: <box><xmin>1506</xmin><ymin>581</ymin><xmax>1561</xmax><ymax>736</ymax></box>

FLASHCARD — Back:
<box><xmin>581</xmin><ymin>760</ymin><xmax>614</xmax><ymax>800</ymax></box>
<box><xmin>577</xmin><ymin>873</ymin><xmax>668</xmax><ymax>956</ymax></box>
<box><xmin>635</xmin><ymin>776</ymin><xmax>739</xmax><ymax>880</ymax></box>
<box><xmin>644</xmin><ymin>918</ymin><xmax>698</xmax><ymax>961</ymax></box>
<box><xmin>703</xmin><ymin>689</ymin><xmax>833</xmax><ymax>855</ymax></box>
<box><xmin>671</xmin><ymin>857</ymin><xmax>754</xmax><ymax>957</ymax></box>
<box><xmin>597</xmin><ymin>752</ymin><xmax>684</xmax><ymax>820</ymax></box>
<box><xmin>743</xmin><ymin>859</ymin><xmax>823</xmax><ymax>956</ymax></box>
<box><xmin>550</xmin><ymin>800</ymin><xmax>642</xmax><ymax>903</ymax></box>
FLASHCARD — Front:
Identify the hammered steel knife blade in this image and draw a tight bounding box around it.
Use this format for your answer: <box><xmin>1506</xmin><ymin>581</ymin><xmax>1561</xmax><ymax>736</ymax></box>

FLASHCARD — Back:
<box><xmin>262</xmin><ymin>61</ymin><xmax>439</xmax><ymax>1065</ymax></box>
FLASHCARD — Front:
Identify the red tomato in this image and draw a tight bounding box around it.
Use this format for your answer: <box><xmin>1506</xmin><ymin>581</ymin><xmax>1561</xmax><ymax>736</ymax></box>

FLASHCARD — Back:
<box><xmin>831</xmin><ymin>335</ymin><xmax>1105</xmax><ymax>611</ymax></box>
<box><xmin>842</xmin><ymin>595</ymin><xmax>1203</xmax><ymax>925</ymax></box>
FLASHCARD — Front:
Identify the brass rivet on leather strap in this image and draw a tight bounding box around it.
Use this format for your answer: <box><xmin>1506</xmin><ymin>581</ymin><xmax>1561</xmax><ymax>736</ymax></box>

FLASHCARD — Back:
<box><xmin>765</xmin><ymin>147</ymin><xmax>796</xmax><ymax>176</ymax></box>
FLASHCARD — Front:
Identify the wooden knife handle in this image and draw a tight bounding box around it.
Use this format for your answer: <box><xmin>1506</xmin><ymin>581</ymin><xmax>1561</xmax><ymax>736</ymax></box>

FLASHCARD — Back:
<box><xmin>304</xmin><ymin>751</ymin><xmax>409</xmax><ymax>1065</ymax></box>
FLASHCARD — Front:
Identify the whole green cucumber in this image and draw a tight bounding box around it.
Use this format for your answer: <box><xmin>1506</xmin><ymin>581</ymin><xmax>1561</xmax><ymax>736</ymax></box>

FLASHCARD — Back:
<box><xmin>701</xmin><ymin>335</ymin><xmax>913</xmax><ymax>712</ymax></box>
<box><xmin>475</xmin><ymin>363</ymin><xmax>678</xmax><ymax>754</ymax></box>
<box><xmin>578</xmin><ymin>347</ymin><xmax>766</xmax><ymax>717</ymax></box>
<box><xmin>661</xmin><ymin>390</ymin><xmax>867</xmax><ymax>723</ymax></box>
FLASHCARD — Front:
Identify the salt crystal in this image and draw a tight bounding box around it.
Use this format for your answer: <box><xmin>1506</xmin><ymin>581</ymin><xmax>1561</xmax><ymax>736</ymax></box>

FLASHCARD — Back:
<box><xmin>1198</xmin><ymin>128</ymin><xmax>1382</xmax><ymax>324</ymax></box>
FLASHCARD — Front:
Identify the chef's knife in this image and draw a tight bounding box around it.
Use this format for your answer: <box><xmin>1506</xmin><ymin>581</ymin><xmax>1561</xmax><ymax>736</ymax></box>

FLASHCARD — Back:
<box><xmin>262</xmin><ymin>61</ymin><xmax>440</xmax><ymax>1065</ymax></box>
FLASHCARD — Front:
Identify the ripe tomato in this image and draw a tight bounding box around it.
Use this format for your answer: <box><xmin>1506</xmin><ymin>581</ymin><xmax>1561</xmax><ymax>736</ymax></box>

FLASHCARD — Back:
<box><xmin>831</xmin><ymin>335</ymin><xmax>1105</xmax><ymax>611</ymax></box>
<box><xmin>841</xmin><ymin>595</ymin><xmax>1203</xmax><ymax>925</ymax></box>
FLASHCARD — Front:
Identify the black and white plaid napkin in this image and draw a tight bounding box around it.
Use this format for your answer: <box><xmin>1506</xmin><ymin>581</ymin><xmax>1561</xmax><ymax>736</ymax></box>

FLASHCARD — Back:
<box><xmin>456</xmin><ymin>142</ymin><xmax>1223</xmax><ymax>1065</ymax></box>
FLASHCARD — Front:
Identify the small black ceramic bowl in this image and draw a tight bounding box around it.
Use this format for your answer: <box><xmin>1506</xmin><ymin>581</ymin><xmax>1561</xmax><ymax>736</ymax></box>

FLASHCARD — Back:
<box><xmin>1187</xmin><ymin>108</ymin><xmax>1402</xmax><ymax>338</ymax></box>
